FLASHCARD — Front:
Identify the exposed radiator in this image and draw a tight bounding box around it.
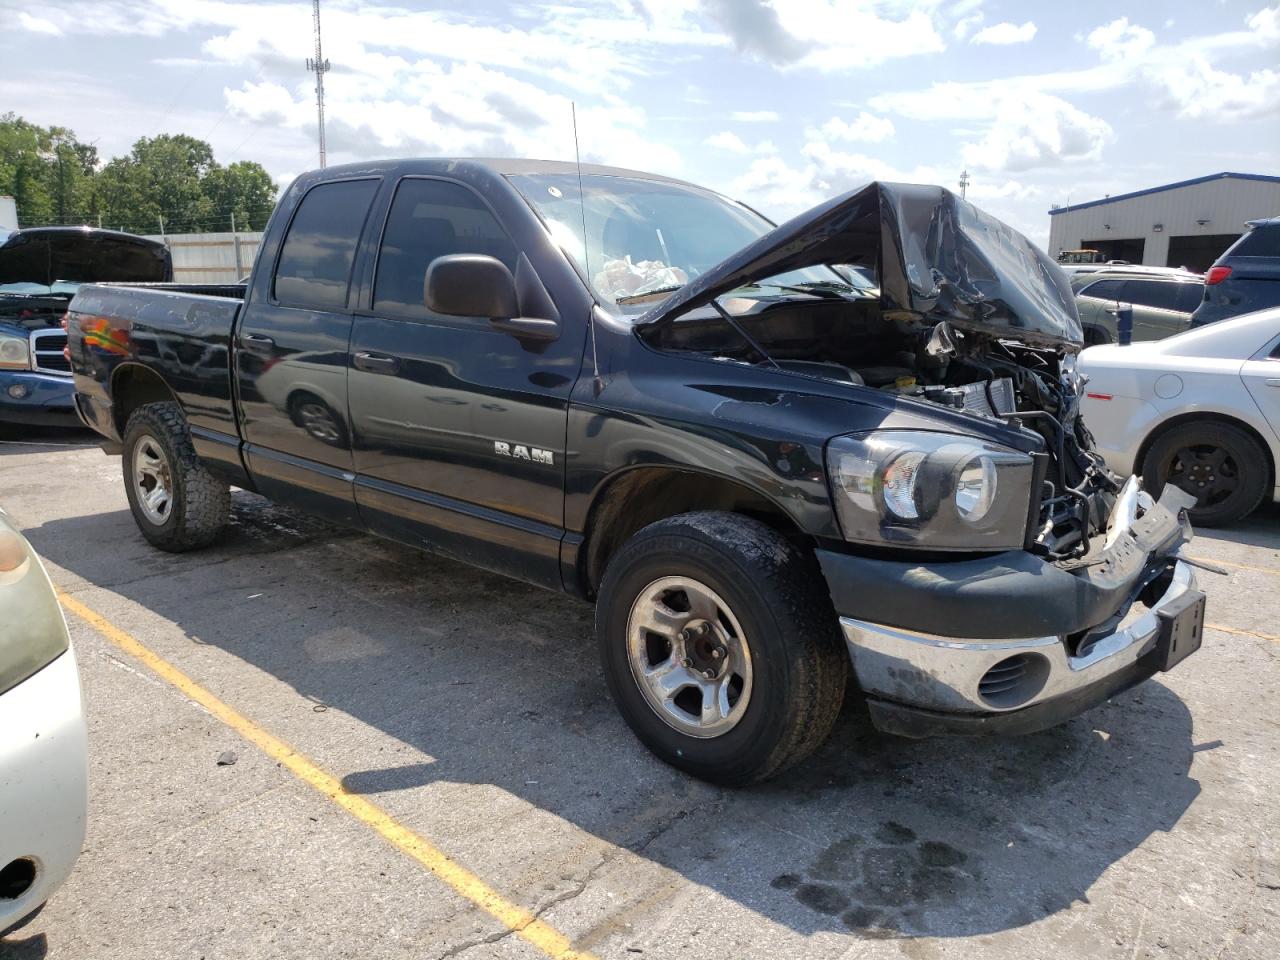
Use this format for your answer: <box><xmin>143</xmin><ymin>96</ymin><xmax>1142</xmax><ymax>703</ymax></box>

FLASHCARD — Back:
<box><xmin>956</xmin><ymin>377</ymin><xmax>1015</xmax><ymax>418</ymax></box>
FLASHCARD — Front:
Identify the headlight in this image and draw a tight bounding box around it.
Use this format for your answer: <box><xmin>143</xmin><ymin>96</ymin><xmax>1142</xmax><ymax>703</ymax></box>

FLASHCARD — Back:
<box><xmin>0</xmin><ymin>332</ymin><xmax>31</xmax><ymax>370</ymax></box>
<box><xmin>0</xmin><ymin>523</ymin><xmax>70</xmax><ymax>696</ymax></box>
<box><xmin>827</xmin><ymin>431</ymin><xmax>1035</xmax><ymax>550</ymax></box>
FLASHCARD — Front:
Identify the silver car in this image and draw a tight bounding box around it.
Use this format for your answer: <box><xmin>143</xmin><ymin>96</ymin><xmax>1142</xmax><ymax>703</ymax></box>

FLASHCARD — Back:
<box><xmin>1073</xmin><ymin>270</ymin><xmax>1205</xmax><ymax>343</ymax></box>
<box><xmin>0</xmin><ymin>509</ymin><xmax>88</xmax><ymax>938</ymax></box>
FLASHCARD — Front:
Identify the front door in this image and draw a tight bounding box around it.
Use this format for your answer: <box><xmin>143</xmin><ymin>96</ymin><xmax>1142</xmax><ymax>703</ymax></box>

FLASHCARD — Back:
<box><xmin>1242</xmin><ymin>334</ymin><xmax>1280</xmax><ymax>451</ymax></box>
<box><xmin>347</xmin><ymin>176</ymin><xmax>583</xmax><ymax>589</ymax></box>
<box><xmin>235</xmin><ymin>177</ymin><xmax>380</xmax><ymax>524</ymax></box>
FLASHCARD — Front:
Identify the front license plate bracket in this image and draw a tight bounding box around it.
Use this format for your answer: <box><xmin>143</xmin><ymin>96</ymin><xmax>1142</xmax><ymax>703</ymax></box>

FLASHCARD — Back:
<box><xmin>1155</xmin><ymin>589</ymin><xmax>1206</xmax><ymax>672</ymax></box>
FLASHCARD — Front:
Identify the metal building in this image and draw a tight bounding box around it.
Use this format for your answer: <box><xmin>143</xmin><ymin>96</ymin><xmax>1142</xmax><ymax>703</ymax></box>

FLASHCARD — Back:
<box><xmin>1047</xmin><ymin>172</ymin><xmax>1280</xmax><ymax>273</ymax></box>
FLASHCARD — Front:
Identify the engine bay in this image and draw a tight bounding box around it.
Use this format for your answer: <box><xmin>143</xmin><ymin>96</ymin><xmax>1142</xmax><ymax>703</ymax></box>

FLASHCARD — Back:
<box><xmin>640</xmin><ymin>296</ymin><xmax>1121</xmax><ymax>561</ymax></box>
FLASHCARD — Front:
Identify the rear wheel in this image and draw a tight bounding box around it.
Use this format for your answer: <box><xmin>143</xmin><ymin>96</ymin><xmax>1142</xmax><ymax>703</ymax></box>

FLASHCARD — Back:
<box><xmin>1142</xmin><ymin>421</ymin><xmax>1269</xmax><ymax>527</ymax></box>
<box><xmin>122</xmin><ymin>402</ymin><xmax>229</xmax><ymax>551</ymax></box>
<box><xmin>596</xmin><ymin>511</ymin><xmax>846</xmax><ymax>785</ymax></box>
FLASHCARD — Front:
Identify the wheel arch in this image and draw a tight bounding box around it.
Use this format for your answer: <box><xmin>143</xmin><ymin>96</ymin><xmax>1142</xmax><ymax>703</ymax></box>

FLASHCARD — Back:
<box><xmin>1135</xmin><ymin>409</ymin><xmax>1277</xmax><ymax>493</ymax></box>
<box><xmin>110</xmin><ymin>362</ymin><xmax>179</xmax><ymax>437</ymax></box>
<box><xmin>577</xmin><ymin>465</ymin><xmax>814</xmax><ymax>599</ymax></box>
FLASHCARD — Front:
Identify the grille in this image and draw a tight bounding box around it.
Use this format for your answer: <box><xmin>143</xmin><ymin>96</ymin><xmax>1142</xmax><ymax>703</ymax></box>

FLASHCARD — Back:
<box><xmin>30</xmin><ymin>328</ymin><xmax>71</xmax><ymax>375</ymax></box>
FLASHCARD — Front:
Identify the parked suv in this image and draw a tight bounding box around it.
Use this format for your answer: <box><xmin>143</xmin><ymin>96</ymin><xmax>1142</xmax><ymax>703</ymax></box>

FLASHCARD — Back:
<box><xmin>1073</xmin><ymin>271</ymin><xmax>1205</xmax><ymax>343</ymax></box>
<box><xmin>1192</xmin><ymin>216</ymin><xmax>1280</xmax><ymax>327</ymax></box>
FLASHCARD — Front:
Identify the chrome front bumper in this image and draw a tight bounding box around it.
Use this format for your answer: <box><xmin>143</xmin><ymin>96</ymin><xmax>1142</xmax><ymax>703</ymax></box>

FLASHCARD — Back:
<box><xmin>841</xmin><ymin>559</ymin><xmax>1197</xmax><ymax>716</ymax></box>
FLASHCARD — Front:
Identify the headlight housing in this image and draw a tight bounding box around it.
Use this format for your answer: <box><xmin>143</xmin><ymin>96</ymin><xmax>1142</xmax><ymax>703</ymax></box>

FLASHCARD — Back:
<box><xmin>0</xmin><ymin>331</ymin><xmax>31</xmax><ymax>370</ymax></box>
<box><xmin>827</xmin><ymin>431</ymin><xmax>1035</xmax><ymax>550</ymax></box>
<box><xmin>0</xmin><ymin>520</ymin><xmax>70</xmax><ymax>696</ymax></box>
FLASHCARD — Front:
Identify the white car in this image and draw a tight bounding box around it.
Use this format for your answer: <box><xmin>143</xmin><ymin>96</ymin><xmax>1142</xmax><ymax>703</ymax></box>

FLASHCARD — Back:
<box><xmin>1079</xmin><ymin>307</ymin><xmax>1280</xmax><ymax>526</ymax></box>
<box><xmin>0</xmin><ymin>510</ymin><xmax>87</xmax><ymax>938</ymax></box>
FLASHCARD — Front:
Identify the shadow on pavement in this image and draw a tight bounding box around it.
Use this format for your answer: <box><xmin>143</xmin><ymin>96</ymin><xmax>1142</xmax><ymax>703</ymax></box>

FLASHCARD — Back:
<box><xmin>0</xmin><ymin>932</ymin><xmax>48</xmax><ymax>958</ymax></box>
<box><xmin>0</xmin><ymin>425</ymin><xmax>97</xmax><ymax>455</ymax></box>
<box><xmin>1195</xmin><ymin>501</ymin><xmax>1280</xmax><ymax>551</ymax></box>
<box><xmin>24</xmin><ymin>492</ymin><xmax>1205</xmax><ymax>943</ymax></box>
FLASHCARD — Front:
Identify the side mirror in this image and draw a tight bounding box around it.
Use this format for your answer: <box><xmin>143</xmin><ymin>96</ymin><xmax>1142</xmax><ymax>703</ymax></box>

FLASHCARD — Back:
<box><xmin>424</xmin><ymin>254</ymin><xmax>559</xmax><ymax>342</ymax></box>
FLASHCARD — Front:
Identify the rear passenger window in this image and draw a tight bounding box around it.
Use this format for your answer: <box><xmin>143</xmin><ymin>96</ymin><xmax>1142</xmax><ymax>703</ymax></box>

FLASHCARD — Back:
<box><xmin>1235</xmin><ymin>225</ymin><xmax>1280</xmax><ymax>257</ymax></box>
<box><xmin>1080</xmin><ymin>279</ymin><xmax>1123</xmax><ymax>300</ymax></box>
<box><xmin>1174</xmin><ymin>283</ymin><xmax>1204</xmax><ymax>313</ymax></box>
<box><xmin>274</xmin><ymin>179</ymin><xmax>379</xmax><ymax>311</ymax></box>
<box><xmin>374</xmin><ymin>178</ymin><xmax>518</xmax><ymax>320</ymax></box>
<box><xmin>1119</xmin><ymin>280</ymin><xmax>1180</xmax><ymax>310</ymax></box>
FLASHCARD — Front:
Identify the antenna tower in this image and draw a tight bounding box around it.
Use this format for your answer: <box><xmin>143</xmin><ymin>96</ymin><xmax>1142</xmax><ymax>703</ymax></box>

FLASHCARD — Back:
<box><xmin>304</xmin><ymin>0</ymin><xmax>331</xmax><ymax>167</ymax></box>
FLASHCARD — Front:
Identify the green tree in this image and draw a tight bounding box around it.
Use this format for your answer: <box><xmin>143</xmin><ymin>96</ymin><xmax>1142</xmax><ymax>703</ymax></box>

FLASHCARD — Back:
<box><xmin>2</xmin><ymin>116</ymin><xmax>278</xmax><ymax>235</ymax></box>
<box><xmin>0</xmin><ymin>113</ymin><xmax>97</xmax><ymax>226</ymax></box>
<box><xmin>200</xmin><ymin>161</ymin><xmax>277</xmax><ymax>231</ymax></box>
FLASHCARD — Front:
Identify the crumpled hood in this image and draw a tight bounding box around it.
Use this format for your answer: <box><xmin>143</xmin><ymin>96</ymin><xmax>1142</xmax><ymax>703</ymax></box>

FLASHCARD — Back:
<box><xmin>637</xmin><ymin>181</ymin><xmax>1082</xmax><ymax>346</ymax></box>
<box><xmin>0</xmin><ymin>227</ymin><xmax>172</xmax><ymax>287</ymax></box>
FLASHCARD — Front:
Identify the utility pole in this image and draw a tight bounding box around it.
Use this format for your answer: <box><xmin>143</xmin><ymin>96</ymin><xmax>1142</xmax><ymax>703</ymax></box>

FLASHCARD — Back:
<box><xmin>305</xmin><ymin>0</ymin><xmax>331</xmax><ymax>168</ymax></box>
<box><xmin>958</xmin><ymin>169</ymin><xmax>970</xmax><ymax>200</ymax></box>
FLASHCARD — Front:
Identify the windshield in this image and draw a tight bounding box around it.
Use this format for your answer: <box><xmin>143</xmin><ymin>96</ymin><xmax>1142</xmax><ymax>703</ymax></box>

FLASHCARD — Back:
<box><xmin>507</xmin><ymin>173</ymin><xmax>872</xmax><ymax>308</ymax></box>
<box><xmin>0</xmin><ymin>281</ymin><xmax>81</xmax><ymax>296</ymax></box>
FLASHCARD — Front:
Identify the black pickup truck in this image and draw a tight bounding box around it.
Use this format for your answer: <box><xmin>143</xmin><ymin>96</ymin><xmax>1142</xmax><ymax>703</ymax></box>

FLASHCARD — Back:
<box><xmin>68</xmin><ymin>159</ymin><xmax>1206</xmax><ymax>784</ymax></box>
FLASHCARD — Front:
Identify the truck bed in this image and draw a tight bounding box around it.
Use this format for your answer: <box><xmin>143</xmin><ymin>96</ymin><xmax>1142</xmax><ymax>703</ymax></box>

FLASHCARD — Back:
<box><xmin>68</xmin><ymin>282</ymin><xmax>244</xmax><ymax>443</ymax></box>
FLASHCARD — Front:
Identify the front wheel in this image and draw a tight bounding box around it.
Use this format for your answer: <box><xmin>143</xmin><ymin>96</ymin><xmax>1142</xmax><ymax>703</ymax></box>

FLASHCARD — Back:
<box><xmin>596</xmin><ymin>512</ymin><xmax>846</xmax><ymax>785</ymax></box>
<box><xmin>122</xmin><ymin>402</ymin><xmax>230</xmax><ymax>551</ymax></box>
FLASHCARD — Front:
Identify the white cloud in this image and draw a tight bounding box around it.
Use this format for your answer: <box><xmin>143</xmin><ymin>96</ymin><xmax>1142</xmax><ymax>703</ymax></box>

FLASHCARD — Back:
<box><xmin>704</xmin><ymin>131</ymin><xmax>777</xmax><ymax>154</ymax></box>
<box><xmin>970</xmin><ymin>21</ymin><xmax>1037</xmax><ymax>45</ymax></box>
<box><xmin>1147</xmin><ymin>56</ymin><xmax>1280</xmax><ymax>121</ymax></box>
<box><xmin>731</xmin><ymin>110</ymin><xmax>780</xmax><ymax>122</ymax></box>
<box><xmin>954</xmin><ymin>13</ymin><xmax>984</xmax><ymax>40</ymax></box>
<box><xmin>818</xmin><ymin>112</ymin><xmax>895</xmax><ymax>143</ymax></box>
<box><xmin>1086</xmin><ymin>17</ymin><xmax>1155</xmax><ymax>61</ymax></box>
<box><xmin>960</xmin><ymin>92</ymin><xmax>1111</xmax><ymax>171</ymax></box>
<box><xmin>17</xmin><ymin>12</ymin><xmax>63</xmax><ymax>35</ymax></box>
<box><xmin>1247</xmin><ymin>4</ymin><xmax>1280</xmax><ymax>38</ymax></box>
<box><xmin>702</xmin><ymin>0</ymin><xmax>947</xmax><ymax>71</ymax></box>
<box><xmin>705</xmin><ymin>131</ymin><xmax>751</xmax><ymax>153</ymax></box>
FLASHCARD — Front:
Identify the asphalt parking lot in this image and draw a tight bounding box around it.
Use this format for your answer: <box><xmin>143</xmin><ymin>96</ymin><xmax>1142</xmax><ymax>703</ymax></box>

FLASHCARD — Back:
<box><xmin>2</xmin><ymin>426</ymin><xmax>1278</xmax><ymax>960</ymax></box>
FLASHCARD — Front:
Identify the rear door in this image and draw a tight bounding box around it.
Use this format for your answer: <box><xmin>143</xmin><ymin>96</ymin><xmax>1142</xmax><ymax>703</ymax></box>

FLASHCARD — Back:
<box><xmin>1117</xmin><ymin>279</ymin><xmax>1193</xmax><ymax>340</ymax></box>
<box><xmin>347</xmin><ymin>176</ymin><xmax>583</xmax><ymax>589</ymax></box>
<box><xmin>235</xmin><ymin>177</ymin><xmax>380</xmax><ymax>523</ymax></box>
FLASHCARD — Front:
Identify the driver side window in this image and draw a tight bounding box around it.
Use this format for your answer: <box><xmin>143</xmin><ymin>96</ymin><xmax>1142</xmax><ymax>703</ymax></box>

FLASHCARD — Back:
<box><xmin>373</xmin><ymin>178</ymin><xmax>519</xmax><ymax>322</ymax></box>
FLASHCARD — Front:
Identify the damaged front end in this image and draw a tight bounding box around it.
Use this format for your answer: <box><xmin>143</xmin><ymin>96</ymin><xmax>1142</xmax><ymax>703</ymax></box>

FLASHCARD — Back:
<box><xmin>632</xmin><ymin>181</ymin><xmax>1205</xmax><ymax>731</ymax></box>
<box><xmin>633</xmin><ymin>181</ymin><xmax>1126</xmax><ymax>560</ymax></box>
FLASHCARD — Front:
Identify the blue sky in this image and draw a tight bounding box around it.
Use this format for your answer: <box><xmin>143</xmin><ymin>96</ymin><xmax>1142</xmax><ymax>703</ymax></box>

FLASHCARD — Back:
<box><xmin>2</xmin><ymin>0</ymin><xmax>1277</xmax><ymax>246</ymax></box>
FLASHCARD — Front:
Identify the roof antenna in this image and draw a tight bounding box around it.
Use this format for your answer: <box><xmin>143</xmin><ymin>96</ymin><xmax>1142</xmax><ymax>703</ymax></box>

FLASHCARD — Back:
<box><xmin>573</xmin><ymin>102</ymin><xmax>602</xmax><ymax>392</ymax></box>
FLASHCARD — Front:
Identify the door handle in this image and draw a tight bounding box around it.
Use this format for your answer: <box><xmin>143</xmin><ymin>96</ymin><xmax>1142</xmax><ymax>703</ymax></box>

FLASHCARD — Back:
<box><xmin>1265</xmin><ymin>379</ymin><xmax>1280</xmax><ymax>387</ymax></box>
<box><xmin>242</xmin><ymin>333</ymin><xmax>275</xmax><ymax>354</ymax></box>
<box><xmin>353</xmin><ymin>351</ymin><xmax>400</xmax><ymax>374</ymax></box>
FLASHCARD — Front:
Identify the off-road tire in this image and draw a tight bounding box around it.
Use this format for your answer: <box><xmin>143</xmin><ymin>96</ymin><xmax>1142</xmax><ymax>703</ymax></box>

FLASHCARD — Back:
<box><xmin>596</xmin><ymin>511</ymin><xmax>846</xmax><ymax>785</ymax></box>
<box><xmin>122</xmin><ymin>401</ymin><xmax>229</xmax><ymax>551</ymax></box>
<box><xmin>1142</xmin><ymin>420</ymin><xmax>1269</xmax><ymax>527</ymax></box>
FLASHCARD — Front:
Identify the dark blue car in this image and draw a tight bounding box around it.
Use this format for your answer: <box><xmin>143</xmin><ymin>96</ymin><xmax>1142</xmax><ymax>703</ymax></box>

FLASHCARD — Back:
<box><xmin>1</xmin><ymin>227</ymin><xmax>172</xmax><ymax>427</ymax></box>
<box><xmin>1191</xmin><ymin>215</ymin><xmax>1280</xmax><ymax>327</ymax></box>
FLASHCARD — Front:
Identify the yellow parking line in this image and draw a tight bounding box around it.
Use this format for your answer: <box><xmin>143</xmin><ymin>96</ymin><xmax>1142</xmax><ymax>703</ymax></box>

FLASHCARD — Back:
<box><xmin>1185</xmin><ymin>555</ymin><xmax>1280</xmax><ymax>578</ymax></box>
<box><xmin>1206</xmin><ymin>621</ymin><xmax>1280</xmax><ymax>645</ymax></box>
<box><xmin>58</xmin><ymin>590</ymin><xmax>596</xmax><ymax>960</ymax></box>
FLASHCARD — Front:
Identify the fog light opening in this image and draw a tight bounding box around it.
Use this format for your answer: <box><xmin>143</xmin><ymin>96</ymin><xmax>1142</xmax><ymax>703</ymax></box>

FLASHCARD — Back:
<box><xmin>0</xmin><ymin>858</ymin><xmax>37</xmax><ymax>901</ymax></box>
<box><xmin>978</xmin><ymin>653</ymin><xmax>1050</xmax><ymax>709</ymax></box>
<box><xmin>6</xmin><ymin>383</ymin><xmax>28</xmax><ymax>400</ymax></box>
